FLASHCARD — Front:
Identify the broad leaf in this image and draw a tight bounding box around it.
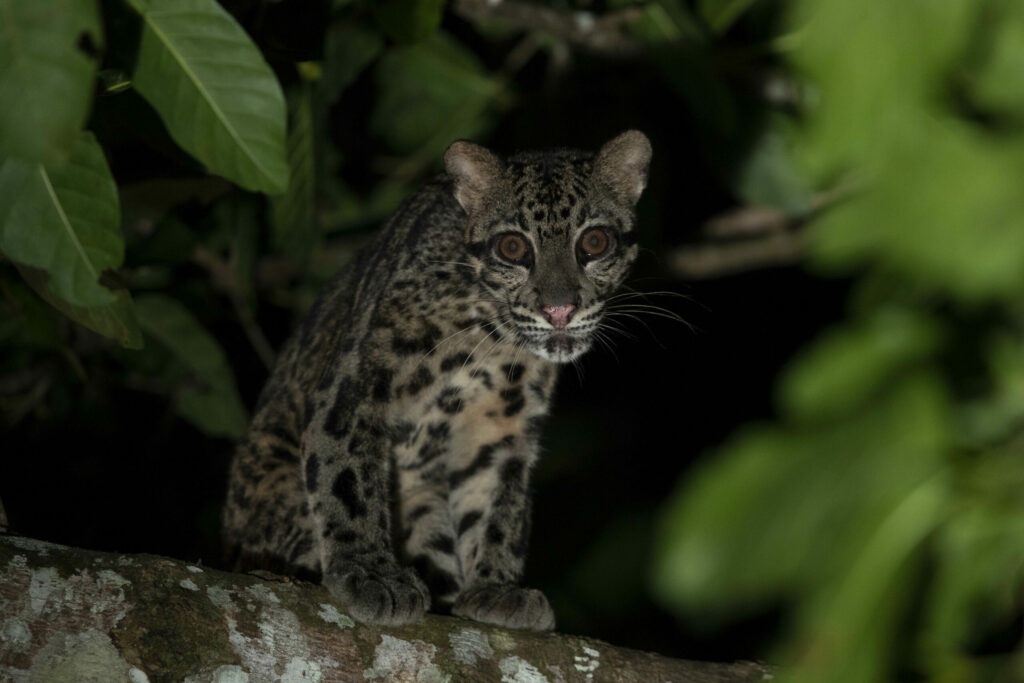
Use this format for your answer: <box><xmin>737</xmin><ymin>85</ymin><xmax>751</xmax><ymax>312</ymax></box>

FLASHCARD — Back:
<box><xmin>135</xmin><ymin>294</ymin><xmax>248</xmax><ymax>439</ymax></box>
<box><xmin>127</xmin><ymin>0</ymin><xmax>289</xmax><ymax>195</ymax></box>
<box><xmin>372</xmin><ymin>33</ymin><xmax>503</xmax><ymax>157</ymax></box>
<box><xmin>784</xmin><ymin>473</ymin><xmax>945</xmax><ymax>683</ymax></box>
<box><xmin>271</xmin><ymin>85</ymin><xmax>317</xmax><ymax>265</ymax></box>
<box><xmin>14</xmin><ymin>265</ymin><xmax>143</xmax><ymax>349</ymax></box>
<box><xmin>971</xmin><ymin>10</ymin><xmax>1024</xmax><ymax>116</ymax></box>
<box><xmin>920</xmin><ymin>455</ymin><xmax>1024</xmax><ymax>679</ymax></box>
<box><xmin>698</xmin><ymin>0</ymin><xmax>759</xmax><ymax>34</ymax></box>
<box><xmin>735</xmin><ymin>125</ymin><xmax>813</xmax><ymax>214</ymax></box>
<box><xmin>375</xmin><ymin>0</ymin><xmax>445</xmax><ymax>44</ymax></box>
<box><xmin>654</xmin><ymin>373</ymin><xmax>951</xmax><ymax>613</ymax></box>
<box><xmin>0</xmin><ymin>131</ymin><xmax>121</xmax><ymax>306</ymax></box>
<box><xmin>321</xmin><ymin>24</ymin><xmax>384</xmax><ymax>102</ymax></box>
<box><xmin>779</xmin><ymin>308</ymin><xmax>943</xmax><ymax>423</ymax></box>
<box><xmin>0</xmin><ymin>0</ymin><xmax>102</xmax><ymax>164</ymax></box>
<box><xmin>0</xmin><ymin>276</ymin><xmax>62</xmax><ymax>349</ymax></box>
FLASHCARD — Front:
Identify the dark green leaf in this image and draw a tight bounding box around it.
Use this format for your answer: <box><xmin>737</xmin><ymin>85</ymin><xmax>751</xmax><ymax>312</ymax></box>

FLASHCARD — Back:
<box><xmin>127</xmin><ymin>0</ymin><xmax>289</xmax><ymax>194</ymax></box>
<box><xmin>630</xmin><ymin>4</ymin><xmax>736</xmax><ymax>141</ymax></box>
<box><xmin>736</xmin><ymin>125</ymin><xmax>813</xmax><ymax>214</ymax></box>
<box><xmin>0</xmin><ymin>277</ymin><xmax>62</xmax><ymax>349</ymax></box>
<box><xmin>372</xmin><ymin>33</ymin><xmax>502</xmax><ymax>156</ymax></box>
<box><xmin>0</xmin><ymin>131</ymin><xmax>141</xmax><ymax>348</ymax></box>
<box><xmin>14</xmin><ymin>264</ymin><xmax>142</xmax><ymax>349</ymax></box>
<box><xmin>698</xmin><ymin>0</ymin><xmax>759</xmax><ymax>34</ymax></box>
<box><xmin>959</xmin><ymin>333</ymin><xmax>1024</xmax><ymax>446</ymax></box>
<box><xmin>135</xmin><ymin>293</ymin><xmax>247</xmax><ymax>439</ymax></box>
<box><xmin>271</xmin><ymin>85</ymin><xmax>317</xmax><ymax>265</ymax></box>
<box><xmin>374</xmin><ymin>0</ymin><xmax>446</xmax><ymax>43</ymax></box>
<box><xmin>921</xmin><ymin>456</ymin><xmax>1024</xmax><ymax>678</ymax></box>
<box><xmin>321</xmin><ymin>23</ymin><xmax>384</xmax><ymax>102</ymax></box>
<box><xmin>0</xmin><ymin>0</ymin><xmax>102</xmax><ymax>164</ymax></box>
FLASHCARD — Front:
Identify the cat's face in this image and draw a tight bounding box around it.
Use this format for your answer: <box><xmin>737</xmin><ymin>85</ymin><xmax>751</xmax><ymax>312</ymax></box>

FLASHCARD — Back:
<box><xmin>447</xmin><ymin>132</ymin><xmax>651</xmax><ymax>363</ymax></box>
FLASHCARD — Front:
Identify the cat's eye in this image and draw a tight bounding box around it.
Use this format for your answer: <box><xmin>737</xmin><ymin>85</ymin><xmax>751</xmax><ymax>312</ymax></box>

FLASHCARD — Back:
<box><xmin>497</xmin><ymin>233</ymin><xmax>531</xmax><ymax>263</ymax></box>
<box><xmin>578</xmin><ymin>227</ymin><xmax>612</xmax><ymax>259</ymax></box>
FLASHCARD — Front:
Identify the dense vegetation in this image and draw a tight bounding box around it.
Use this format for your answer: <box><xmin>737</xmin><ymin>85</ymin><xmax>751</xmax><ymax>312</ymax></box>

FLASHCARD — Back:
<box><xmin>1</xmin><ymin>0</ymin><xmax>1021</xmax><ymax>679</ymax></box>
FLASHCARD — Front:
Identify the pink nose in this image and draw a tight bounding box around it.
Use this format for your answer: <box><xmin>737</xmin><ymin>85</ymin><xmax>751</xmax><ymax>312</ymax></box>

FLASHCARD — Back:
<box><xmin>542</xmin><ymin>304</ymin><xmax>576</xmax><ymax>329</ymax></box>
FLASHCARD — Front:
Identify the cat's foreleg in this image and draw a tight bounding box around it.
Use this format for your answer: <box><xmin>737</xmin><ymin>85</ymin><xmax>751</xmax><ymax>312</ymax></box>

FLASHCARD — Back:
<box><xmin>303</xmin><ymin>401</ymin><xmax>430</xmax><ymax>625</ymax></box>
<box><xmin>448</xmin><ymin>435</ymin><xmax>555</xmax><ymax>631</ymax></box>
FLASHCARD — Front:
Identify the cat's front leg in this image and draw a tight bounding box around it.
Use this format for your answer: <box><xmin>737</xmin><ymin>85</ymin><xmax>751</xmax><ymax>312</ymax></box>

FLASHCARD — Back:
<box><xmin>304</xmin><ymin>398</ymin><xmax>429</xmax><ymax>626</ymax></box>
<box><xmin>448</xmin><ymin>434</ymin><xmax>555</xmax><ymax>631</ymax></box>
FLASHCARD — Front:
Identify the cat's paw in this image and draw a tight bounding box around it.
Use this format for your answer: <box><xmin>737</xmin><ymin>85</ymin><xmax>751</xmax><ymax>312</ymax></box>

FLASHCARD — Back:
<box><xmin>323</xmin><ymin>562</ymin><xmax>430</xmax><ymax>626</ymax></box>
<box><xmin>452</xmin><ymin>583</ymin><xmax>555</xmax><ymax>631</ymax></box>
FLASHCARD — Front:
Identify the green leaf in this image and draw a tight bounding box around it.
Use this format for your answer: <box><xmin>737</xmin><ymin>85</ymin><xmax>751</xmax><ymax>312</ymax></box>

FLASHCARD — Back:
<box><xmin>654</xmin><ymin>373</ymin><xmax>951</xmax><ymax>615</ymax></box>
<box><xmin>372</xmin><ymin>33</ymin><xmax>503</xmax><ymax>156</ymax></box>
<box><xmin>630</xmin><ymin>4</ymin><xmax>737</xmax><ymax>142</ymax></box>
<box><xmin>321</xmin><ymin>23</ymin><xmax>384</xmax><ymax>101</ymax></box>
<box><xmin>785</xmin><ymin>472</ymin><xmax>945</xmax><ymax>683</ymax></box>
<box><xmin>808</xmin><ymin>124</ymin><xmax>1024</xmax><ymax>303</ymax></box>
<box><xmin>0</xmin><ymin>131</ymin><xmax>121</xmax><ymax>307</ymax></box>
<box><xmin>779</xmin><ymin>307</ymin><xmax>943</xmax><ymax>423</ymax></box>
<box><xmin>374</xmin><ymin>0</ymin><xmax>446</xmax><ymax>43</ymax></box>
<box><xmin>14</xmin><ymin>264</ymin><xmax>143</xmax><ymax>349</ymax></box>
<box><xmin>698</xmin><ymin>0</ymin><xmax>759</xmax><ymax>34</ymax></box>
<box><xmin>270</xmin><ymin>85</ymin><xmax>317</xmax><ymax>265</ymax></box>
<box><xmin>959</xmin><ymin>333</ymin><xmax>1024</xmax><ymax>447</ymax></box>
<box><xmin>127</xmin><ymin>0</ymin><xmax>289</xmax><ymax>194</ymax></box>
<box><xmin>735</xmin><ymin>124</ymin><xmax>813</xmax><ymax>214</ymax></box>
<box><xmin>971</xmin><ymin>11</ymin><xmax>1024</xmax><ymax>116</ymax></box>
<box><xmin>921</xmin><ymin>465</ymin><xmax>1024</xmax><ymax>678</ymax></box>
<box><xmin>135</xmin><ymin>293</ymin><xmax>247</xmax><ymax>439</ymax></box>
<box><xmin>0</xmin><ymin>0</ymin><xmax>102</xmax><ymax>164</ymax></box>
<box><xmin>789</xmin><ymin>1</ymin><xmax>974</xmax><ymax>178</ymax></box>
<box><xmin>0</xmin><ymin>276</ymin><xmax>62</xmax><ymax>349</ymax></box>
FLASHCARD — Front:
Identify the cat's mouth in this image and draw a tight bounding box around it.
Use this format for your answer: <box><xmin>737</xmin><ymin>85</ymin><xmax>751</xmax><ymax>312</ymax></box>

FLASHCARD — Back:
<box><xmin>527</xmin><ymin>329</ymin><xmax>593</xmax><ymax>364</ymax></box>
<box><xmin>501</xmin><ymin>301</ymin><xmax>602</xmax><ymax>363</ymax></box>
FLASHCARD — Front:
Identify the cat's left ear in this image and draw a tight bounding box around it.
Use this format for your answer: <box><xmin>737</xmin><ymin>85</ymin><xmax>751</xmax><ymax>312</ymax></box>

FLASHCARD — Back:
<box><xmin>445</xmin><ymin>141</ymin><xmax>504</xmax><ymax>215</ymax></box>
<box><xmin>594</xmin><ymin>130</ymin><xmax>652</xmax><ymax>206</ymax></box>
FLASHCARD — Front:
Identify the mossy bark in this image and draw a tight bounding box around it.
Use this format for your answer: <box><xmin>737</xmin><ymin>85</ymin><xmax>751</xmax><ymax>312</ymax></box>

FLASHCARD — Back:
<box><xmin>0</xmin><ymin>534</ymin><xmax>770</xmax><ymax>682</ymax></box>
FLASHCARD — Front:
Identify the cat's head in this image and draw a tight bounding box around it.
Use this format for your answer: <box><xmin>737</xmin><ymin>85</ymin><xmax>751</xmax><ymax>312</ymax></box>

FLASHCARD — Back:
<box><xmin>446</xmin><ymin>131</ymin><xmax>651</xmax><ymax>363</ymax></box>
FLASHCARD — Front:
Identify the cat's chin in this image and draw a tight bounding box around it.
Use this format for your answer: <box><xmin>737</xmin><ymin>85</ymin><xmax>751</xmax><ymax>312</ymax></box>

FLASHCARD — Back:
<box><xmin>528</xmin><ymin>332</ymin><xmax>592</xmax><ymax>364</ymax></box>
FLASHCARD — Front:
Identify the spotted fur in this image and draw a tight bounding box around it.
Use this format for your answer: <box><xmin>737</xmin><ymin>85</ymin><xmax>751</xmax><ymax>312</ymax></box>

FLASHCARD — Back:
<box><xmin>222</xmin><ymin>131</ymin><xmax>652</xmax><ymax>630</ymax></box>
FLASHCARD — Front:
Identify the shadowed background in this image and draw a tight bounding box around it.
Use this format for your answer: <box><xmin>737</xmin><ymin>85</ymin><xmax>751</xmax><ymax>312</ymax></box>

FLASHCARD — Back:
<box><xmin>2</xmin><ymin>1</ymin><xmax>1022</xmax><ymax>679</ymax></box>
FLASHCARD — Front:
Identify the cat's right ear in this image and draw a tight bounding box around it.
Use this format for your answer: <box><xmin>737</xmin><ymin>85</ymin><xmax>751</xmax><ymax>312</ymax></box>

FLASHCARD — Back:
<box><xmin>445</xmin><ymin>141</ymin><xmax>504</xmax><ymax>215</ymax></box>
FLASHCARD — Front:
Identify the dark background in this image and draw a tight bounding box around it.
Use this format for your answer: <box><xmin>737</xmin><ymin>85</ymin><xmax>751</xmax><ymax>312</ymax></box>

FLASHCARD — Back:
<box><xmin>0</xmin><ymin>0</ymin><xmax>850</xmax><ymax>663</ymax></box>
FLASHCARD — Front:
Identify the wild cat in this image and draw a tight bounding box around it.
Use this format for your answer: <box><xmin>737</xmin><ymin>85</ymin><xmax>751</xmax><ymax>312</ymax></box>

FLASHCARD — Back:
<box><xmin>223</xmin><ymin>131</ymin><xmax>652</xmax><ymax>630</ymax></box>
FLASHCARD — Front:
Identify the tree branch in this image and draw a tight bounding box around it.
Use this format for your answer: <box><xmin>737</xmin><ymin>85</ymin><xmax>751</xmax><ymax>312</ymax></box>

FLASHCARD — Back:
<box><xmin>670</xmin><ymin>179</ymin><xmax>861</xmax><ymax>279</ymax></box>
<box><xmin>669</xmin><ymin>210</ymin><xmax>806</xmax><ymax>279</ymax></box>
<box><xmin>0</xmin><ymin>534</ymin><xmax>771</xmax><ymax>682</ymax></box>
<box><xmin>452</xmin><ymin>0</ymin><xmax>646</xmax><ymax>56</ymax></box>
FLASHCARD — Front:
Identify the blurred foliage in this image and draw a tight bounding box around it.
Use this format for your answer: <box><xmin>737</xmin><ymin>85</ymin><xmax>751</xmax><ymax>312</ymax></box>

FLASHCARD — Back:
<box><xmin>0</xmin><ymin>0</ymin><xmax>1020</xmax><ymax>676</ymax></box>
<box><xmin>655</xmin><ymin>0</ymin><xmax>1024</xmax><ymax>680</ymax></box>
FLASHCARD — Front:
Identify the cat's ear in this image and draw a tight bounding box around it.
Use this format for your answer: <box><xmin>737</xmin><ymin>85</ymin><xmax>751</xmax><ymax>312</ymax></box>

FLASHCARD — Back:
<box><xmin>594</xmin><ymin>130</ymin><xmax>652</xmax><ymax>206</ymax></box>
<box><xmin>445</xmin><ymin>141</ymin><xmax>504</xmax><ymax>215</ymax></box>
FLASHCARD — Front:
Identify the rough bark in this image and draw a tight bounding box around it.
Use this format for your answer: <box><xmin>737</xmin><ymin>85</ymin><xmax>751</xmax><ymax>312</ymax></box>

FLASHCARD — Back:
<box><xmin>0</xmin><ymin>534</ymin><xmax>770</xmax><ymax>682</ymax></box>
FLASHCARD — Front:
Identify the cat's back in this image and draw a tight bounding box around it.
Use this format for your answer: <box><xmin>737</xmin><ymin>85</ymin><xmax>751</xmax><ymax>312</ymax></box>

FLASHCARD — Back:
<box><xmin>256</xmin><ymin>175</ymin><xmax>469</xmax><ymax>401</ymax></box>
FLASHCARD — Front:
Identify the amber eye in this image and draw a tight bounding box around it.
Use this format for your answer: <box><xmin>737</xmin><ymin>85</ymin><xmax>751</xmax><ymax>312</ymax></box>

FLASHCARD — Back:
<box><xmin>579</xmin><ymin>227</ymin><xmax>611</xmax><ymax>258</ymax></box>
<box><xmin>497</xmin><ymin>234</ymin><xmax>530</xmax><ymax>263</ymax></box>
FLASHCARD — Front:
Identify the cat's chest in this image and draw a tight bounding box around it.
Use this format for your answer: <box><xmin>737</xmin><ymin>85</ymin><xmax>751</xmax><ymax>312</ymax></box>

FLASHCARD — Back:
<box><xmin>389</xmin><ymin>344</ymin><xmax>556</xmax><ymax>470</ymax></box>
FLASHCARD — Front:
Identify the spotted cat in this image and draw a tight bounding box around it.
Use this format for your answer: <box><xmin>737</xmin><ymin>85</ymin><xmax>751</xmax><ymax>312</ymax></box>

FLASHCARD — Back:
<box><xmin>222</xmin><ymin>131</ymin><xmax>652</xmax><ymax>630</ymax></box>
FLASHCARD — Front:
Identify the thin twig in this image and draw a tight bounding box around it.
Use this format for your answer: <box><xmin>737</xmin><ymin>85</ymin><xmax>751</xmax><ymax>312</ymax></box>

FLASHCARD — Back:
<box><xmin>191</xmin><ymin>245</ymin><xmax>276</xmax><ymax>370</ymax></box>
